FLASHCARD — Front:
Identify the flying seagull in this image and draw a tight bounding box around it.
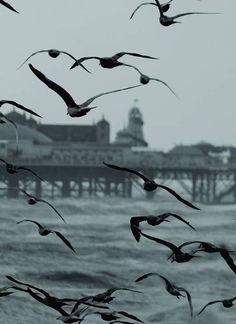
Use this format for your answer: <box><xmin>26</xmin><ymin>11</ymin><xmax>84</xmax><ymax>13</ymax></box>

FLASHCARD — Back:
<box><xmin>21</xmin><ymin>189</ymin><xmax>66</xmax><ymax>223</ymax></box>
<box><xmin>18</xmin><ymin>49</ymin><xmax>90</xmax><ymax>72</ymax></box>
<box><xmin>103</xmin><ymin>162</ymin><xmax>199</xmax><ymax>210</ymax></box>
<box><xmin>17</xmin><ymin>219</ymin><xmax>76</xmax><ymax>253</ymax></box>
<box><xmin>29</xmin><ymin>64</ymin><xmax>141</xmax><ymax>117</ymax></box>
<box><xmin>130</xmin><ymin>213</ymin><xmax>195</xmax><ymax>242</ymax></box>
<box><xmin>130</xmin><ymin>1</ymin><xmax>219</xmax><ymax>26</ymax></box>
<box><xmin>198</xmin><ymin>297</ymin><xmax>236</xmax><ymax>315</ymax></box>
<box><xmin>70</xmin><ymin>51</ymin><xmax>158</xmax><ymax>70</ymax></box>
<box><xmin>0</xmin><ymin>0</ymin><xmax>19</xmax><ymax>13</ymax></box>
<box><xmin>92</xmin><ymin>310</ymin><xmax>144</xmax><ymax>323</ymax></box>
<box><xmin>0</xmin><ymin>158</ymin><xmax>44</xmax><ymax>181</ymax></box>
<box><xmin>135</xmin><ymin>272</ymin><xmax>193</xmax><ymax>318</ymax></box>
<box><xmin>0</xmin><ymin>100</ymin><xmax>41</xmax><ymax>118</ymax></box>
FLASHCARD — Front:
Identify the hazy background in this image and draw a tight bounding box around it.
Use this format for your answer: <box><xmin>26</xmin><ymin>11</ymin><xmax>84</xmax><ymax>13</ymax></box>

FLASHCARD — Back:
<box><xmin>1</xmin><ymin>0</ymin><xmax>235</xmax><ymax>150</ymax></box>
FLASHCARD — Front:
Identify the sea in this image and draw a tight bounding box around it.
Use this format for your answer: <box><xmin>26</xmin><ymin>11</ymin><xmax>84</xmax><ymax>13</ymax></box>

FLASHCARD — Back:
<box><xmin>1</xmin><ymin>191</ymin><xmax>236</xmax><ymax>324</ymax></box>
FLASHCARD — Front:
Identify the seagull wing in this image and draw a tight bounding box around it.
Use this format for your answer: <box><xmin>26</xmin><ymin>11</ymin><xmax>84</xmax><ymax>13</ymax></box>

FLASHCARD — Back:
<box><xmin>6</xmin><ymin>276</ymin><xmax>50</xmax><ymax>297</ymax></box>
<box><xmin>17</xmin><ymin>50</ymin><xmax>50</xmax><ymax>69</ymax></box>
<box><xmin>150</xmin><ymin>78</ymin><xmax>177</xmax><ymax>97</ymax></box>
<box><xmin>130</xmin><ymin>217</ymin><xmax>147</xmax><ymax>242</ymax></box>
<box><xmin>70</xmin><ymin>56</ymin><xmax>100</xmax><ymax>69</ymax></box>
<box><xmin>0</xmin><ymin>100</ymin><xmax>41</xmax><ymax>118</ymax></box>
<box><xmin>0</xmin><ymin>158</ymin><xmax>7</xmax><ymax>165</ymax></box>
<box><xmin>17</xmin><ymin>166</ymin><xmax>44</xmax><ymax>181</ymax></box>
<box><xmin>198</xmin><ymin>300</ymin><xmax>222</xmax><ymax>315</ymax></box>
<box><xmin>135</xmin><ymin>272</ymin><xmax>161</xmax><ymax>282</ymax></box>
<box><xmin>172</xmin><ymin>12</ymin><xmax>220</xmax><ymax>19</ymax></box>
<box><xmin>59</xmin><ymin>51</ymin><xmax>91</xmax><ymax>73</ymax></box>
<box><xmin>37</xmin><ymin>199</ymin><xmax>66</xmax><ymax>223</ymax></box>
<box><xmin>113</xmin><ymin>52</ymin><xmax>158</xmax><ymax>60</ymax></box>
<box><xmin>139</xmin><ymin>230</ymin><xmax>179</xmax><ymax>254</ymax></box>
<box><xmin>16</xmin><ymin>219</ymin><xmax>44</xmax><ymax>230</ymax></box>
<box><xmin>81</xmin><ymin>85</ymin><xmax>141</xmax><ymax>108</ymax></box>
<box><xmin>29</xmin><ymin>64</ymin><xmax>77</xmax><ymax>108</ymax></box>
<box><xmin>0</xmin><ymin>0</ymin><xmax>19</xmax><ymax>13</ymax></box>
<box><xmin>117</xmin><ymin>311</ymin><xmax>144</xmax><ymax>323</ymax></box>
<box><xmin>219</xmin><ymin>250</ymin><xmax>236</xmax><ymax>274</ymax></box>
<box><xmin>178</xmin><ymin>288</ymin><xmax>193</xmax><ymax>318</ymax></box>
<box><xmin>130</xmin><ymin>2</ymin><xmax>158</xmax><ymax>19</ymax></box>
<box><xmin>168</xmin><ymin>213</ymin><xmax>195</xmax><ymax>230</ymax></box>
<box><xmin>157</xmin><ymin>184</ymin><xmax>200</xmax><ymax>210</ymax></box>
<box><xmin>54</xmin><ymin>231</ymin><xmax>76</xmax><ymax>253</ymax></box>
<box><xmin>103</xmin><ymin>162</ymin><xmax>150</xmax><ymax>182</ymax></box>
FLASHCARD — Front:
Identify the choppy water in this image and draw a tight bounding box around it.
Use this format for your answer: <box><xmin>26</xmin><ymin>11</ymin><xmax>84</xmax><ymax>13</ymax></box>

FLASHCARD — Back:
<box><xmin>1</xmin><ymin>194</ymin><xmax>236</xmax><ymax>323</ymax></box>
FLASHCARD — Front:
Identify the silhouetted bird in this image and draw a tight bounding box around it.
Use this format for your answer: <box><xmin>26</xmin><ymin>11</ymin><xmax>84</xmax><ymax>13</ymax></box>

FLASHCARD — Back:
<box><xmin>138</xmin><ymin>230</ymin><xmax>198</xmax><ymax>263</ymax></box>
<box><xmin>0</xmin><ymin>158</ymin><xmax>44</xmax><ymax>181</ymax></box>
<box><xmin>135</xmin><ymin>272</ymin><xmax>193</xmax><ymax>318</ymax></box>
<box><xmin>70</xmin><ymin>51</ymin><xmax>158</xmax><ymax>70</ymax></box>
<box><xmin>17</xmin><ymin>219</ymin><xmax>76</xmax><ymax>253</ymax></box>
<box><xmin>93</xmin><ymin>310</ymin><xmax>144</xmax><ymax>323</ymax></box>
<box><xmin>103</xmin><ymin>162</ymin><xmax>199</xmax><ymax>210</ymax></box>
<box><xmin>169</xmin><ymin>240</ymin><xmax>236</xmax><ymax>274</ymax></box>
<box><xmin>130</xmin><ymin>213</ymin><xmax>195</xmax><ymax>242</ymax></box>
<box><xmin>21</xmin><ymin>189</ymin><xmax>66</xmax><ymax>223</ymax></box>
<box><xmin>0</xmin><ymin>100</ymin><xmax>41</xmax><ymax>118</ymax></box>
<box><xmin>198</xmin><ymin>297</ymin><xmax>236</xmax><ymax>315</ymax></box>
<box><xmin>130</xmin><ymin>1</ymin><xmax>219</xmax><ymax>26</ymax></box>
<box><xmin>0</xmin><ymin>0</ymin><xmax>18</xmax><ymax>13</ymax></box>
<box><xmin>18</xmin><ymin>49</ymin><xmax>90</xmax><ymax>72</ymax></box>
<box><xmin>29</xmin><ymin>64</ymin><xmax>141</xmax><ymax>117</ymax></box>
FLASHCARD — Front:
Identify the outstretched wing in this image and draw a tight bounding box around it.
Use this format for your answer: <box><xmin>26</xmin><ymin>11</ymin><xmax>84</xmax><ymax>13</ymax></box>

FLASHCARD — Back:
<box><xmin>219</xmin><ymin>250</ymin><xmax>236</xmax><ymax>274</ymax></box>
<box><xmin>6</xmin><ymin>276</ymin><xmax>50</xmax><ymax>297</ymax></box>
<box><xmin>158</xmin><ymin>184</ymin><xmax>200</xmax><ymax>210</ymax></box>
<box><xmin>29</xmin><ymin>64</ymin><xmax>77</xmax><ymax>108</ymax></box>
<box><xmin>103</xmin><ymin>162</ymin><xmax>150</xmax><ymax>182</ymax></box>
<box><xmin>117</xmin><ymin>311</ymin><xmax>144</xmax><ymax>323</ymax></box>
<box><xmin>198</xmin><ymin>300</ymin><xmax>222</xmax><ymax>315</ymax></box>
<box><xmin>38</xmin><ymin>199</ymin><xmax>66</xmax><ymax>223</ymax></box>
<box><xmin>135</xmin><ymin>272</ymin><xmax>160</xmax><ymax>282</ymax></box>
<box><xmin>17</xmin><ymin>166</ymin><xmax>44</xmax><ymax>181</ymax></box>
<box><xmin>0</xmin><ymin>0</ymin><xmax>19</xmax><ymax>13</ymax></box>
<box><xmin>178</xmin><ymin>288</ymin><xmax>193</xmax><ymax>318</ymax></box>
<box><xmin>0</xmin><ymin>100</ymin><xmax>41</xmax><ymax>118</ymax></box>
<box><xmin>70</xmin><ymin>56</ymin><xmax>100</xmax><ymax>69</ymax></box>
<box><xmin>139</xmin><ymin>230</ymin><xmax>179</xmax><ymax>254</ymax></box>
<box><xmin>16</xmin><ymin>219</ymin><xmax>44</xmax><ymax>230</ymax></box>
<box><xmin>113</xmin><ymin>52</ymin><xmax>158</xmax><ymax>60</ymax></box>
<box><xmin>172</xmin><ymin>12</ymin><xmax>220</xmax><ymax>20</ymax></box>
<box><xmin>168</xmin><ymin>213</ymin><xmax>195</xmax><ymax>230</ymax></box>
<box><xmin>81</xmin><ymin>85</ymin><xmax>141</xmax><ymax>108</ymax></box>
<box><xmin>151</xmin><ymin>78</ymin><xmax>177</xmax><ymax>97</ymax></box>
<box><xmin>130</xmin><ymin>217</ymin><xmax>147</xmax><ymax>242</ymax></box>
<box><xmin>130</xmin><ymin>2</ymin><xmax>158</xmax><ymax>19</ymax></box>
<box><xmin>17</xmin><ymin>50</ymin><xmax>49</xmax><ymax>69</ymax></box>
<box><xmin>54</xmin><ymin>231</ymin><xmax>76</xmax><ymax>253</ymax></box>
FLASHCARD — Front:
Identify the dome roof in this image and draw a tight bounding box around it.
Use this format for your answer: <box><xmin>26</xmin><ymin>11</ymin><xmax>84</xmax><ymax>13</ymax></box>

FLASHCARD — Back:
<box><xmin>0</xmin><ymin>122</ymin><xmax>53</xmax><ymax>144</ymax></box>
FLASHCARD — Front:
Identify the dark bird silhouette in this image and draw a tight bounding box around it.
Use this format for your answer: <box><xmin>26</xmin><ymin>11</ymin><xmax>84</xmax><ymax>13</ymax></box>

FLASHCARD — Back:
<box><xmin>138</xmin><ymin>230</ymin><xmax>198</xmax><ymax>263</ymax></box>
<box><xmin>198</xmin><ymin>297</ymin><xmax>236</xmax><ymax>315</ymax></box>
<box><xmin>21</xmin><ymin>189</ymin><xmax>66</xmax><ymax>223</ymax></box>
<box><xmin>169</xmin><ymin>240</ymin><xmax>236</xmax><ymax>274</ymax></box>
<box><xmin>130</xmin><ymin>1</ymin><xmax>219</xmax><ymax>26</ymax></box>
<box><xmin>0</xmin><ymin>112</ymin><xmax>19</xmax><ymax>150</ymax></box>
<box><xmin>0</xmin><ymin>0</ymin><xmax>19</xmax><ymax>13</ymax></box>
<box><xmin>135</xmin><ymin>272</ymin><xmax>193</xmax><ymax>318</ymax></box>
<box><xmin>130</xmin><ymin>65</ymin><xmax>176</xmax><ymax>96</ymax></box>
<box><xmin>70</xmin><ymin>51</ymin><xmax>158</xmax><ymax>70</ymax></box>
<box><xmin>93</xmin><ymin>310</ymin><xmax>144</xmax><ymax>323</ymax></box>
<box><xmin>0</xmin><ymin>286</ymin><xmax>14</xmax><ymax>297</ymax></box>
<box><xmin>17</xmin><ymin>219</ymin><xmax>76</xmax><ymax>253</ymax></box>
<box><xmin>103</xmin><ymin>162</ymin><xmax>199</xmax><ymax>210</ymax></box>
<box><xmin>0</xmin><ymin>100</ymin><xmax>41</xmax><ymax>118</ymax></box>
<box><xmin>18</xmin><ymin>49</ymin><xmax>90</xmax><ymax>72</ymax></box>
<box><xmin>0</xmin><ymin>158</ymin><xmax>44</xmax><ymax>181</ymax></box>
<box><xmin>130</xmin><ymin>213</ymin><xmax>195</xmax><ymax>242</ymax></box>
<box><xmin>29</xmin><ymin>64</ymin><xmax>141</xmax><ymax>117</ymax></box>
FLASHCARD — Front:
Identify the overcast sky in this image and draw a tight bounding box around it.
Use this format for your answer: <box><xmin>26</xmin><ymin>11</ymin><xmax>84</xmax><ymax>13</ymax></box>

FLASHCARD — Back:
<box><xmin>1</xmin><ymin>0</ymin><xmax>235</xmax><ymax>150</ymax></box>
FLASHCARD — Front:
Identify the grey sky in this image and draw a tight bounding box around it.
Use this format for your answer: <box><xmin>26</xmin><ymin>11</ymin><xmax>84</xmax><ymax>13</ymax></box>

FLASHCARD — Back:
<box><xmin>1</xmin><ymin>0</ymin><xmax>235</xmax><ymax>150</ymax></box>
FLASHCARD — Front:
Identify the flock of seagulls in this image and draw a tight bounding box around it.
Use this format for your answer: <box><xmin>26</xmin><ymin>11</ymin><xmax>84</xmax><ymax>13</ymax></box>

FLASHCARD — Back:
<box><xmin>0</xmin><ymin>1</ymin><xmax>232</xmax><ymax>323</ymax></box>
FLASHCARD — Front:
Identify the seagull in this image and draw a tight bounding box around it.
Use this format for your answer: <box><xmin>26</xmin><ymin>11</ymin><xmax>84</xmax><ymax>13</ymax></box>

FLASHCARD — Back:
<box><xmin>16</xmin><ymin>219</ymin><xmax>76</xmax><ymax>253</ymax></box>
<box><xmin>21</xmin><ymin>189</ymin><xmax>66</xmax><ymax>223</ymax></box>
<box><xmin>0</xmin><ymin>0</ymin><xmax>19</xmax><ymax>13</ymax></box>
<box><xmin>0</xmin><ymin>158</ymin><xmax>44</xmax><ymax>181</ymax></box>
<box><xmin>92</xmin><ymin>310</ymin><xmax>144</xmax><ymax>323</ymax></box>
<box><xmin>70</xmin><ymin>51</ymin><xmax>158</xmax><ymax>70</ymax></box>
<box><xmin>103</xmin><ymin>162</ymin><xmax>200</xmax><ymax>210</ymax></box>
<box><xmin>0</xmin><ymin>100</ymin><xmax>41</xmax><ymax>118</ymax></box>
<box><xmin>130</xmin><ymin>1</ymin><xmax>219</xmax><ymax>26</ymax></box>
<box><xmin>18</xmin><ymin>49</ymin><xmax>90</xmax><ymax>72</ymax></box>
<box><xmin>168</xmin><ymin>240</ymin><xmax>236</xmax><ymax>274</ymax></box>
<box><xmin>138</xmin><ymin>229</ymin><xmax>198</xmax><ymax>263</ymax></box>
<box><xmin>130</xmin><ymin>65</ymin><xmax>177</xmax><ymax>97</ymax></box>
<box><xmin>29</xmin><ymin>64</ymin><xmax>141</xmax><ymax>117</ymax></box>
<box><xmin>130</xmin><ymin>213</ymin><xmax>195</xmax><ymax>242</ymax></box>
<box><xmin>198</xmin><ymin>297</ymin><xmax>236</xmax><ymax>315</ymax></box>
<box><xmin>0</xmin><ymin>112</ymin><xmax>19</xmax><ymax>151</ymax></box>
<box><xmin>135</xmin><ymin>272</ymin><xmax>193</xmax><ymax>318</ymax></box>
